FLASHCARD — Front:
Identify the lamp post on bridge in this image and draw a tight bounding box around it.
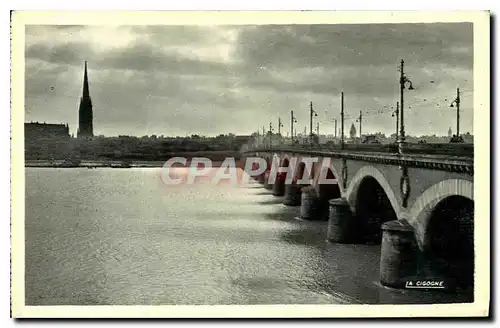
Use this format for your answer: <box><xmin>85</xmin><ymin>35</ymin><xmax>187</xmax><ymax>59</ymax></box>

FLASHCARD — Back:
<box><xmin>340</xmin><ymin>92</ymin><xmax>345</xmax><ymax>150</ymax></box>
<box><xmin>450</xmin><ymin>87</ymin><xmax>461</xmax><ymax>139</ymax></box>
<box><xmin>356</xmin><ymin>110</ymin><xmax>362</xmax><ymax>142</ymax></box>
<box><xmin>269</xmin><ymin>122</ymin><xmax>274</xmax><ymax>148</ymax></box>
<box><xmin>277</xmin><ymin>117</ymin><xmax>284</xmax><ymax>145</ymax></box>
<box><xmin>290</xmin><ymin>110</ymin><xmax>297</xmax><ymax>146</ymax></box>
<box><xmin>392</xmin><ymin>102</ymin><xmax>399</xmax><ymax>143</ymax></box>
<box><xmin>309</xmin><ymin>101</ymin><xmax>318</xmax><ymax>146</ymax></box>
<box><xmin>334</xmin><ymin>118</ymin><xmax>337</xmax><ymax>141</ymax></box>
<box><xmin>262</xmin><ymin>126</ymin><xmax>266</xmax><ymax>148</ymax></box>
<box><xmin>398</xmin><ymin>59</ymin><xmax>414</xmax><ymax>155</ymax></box>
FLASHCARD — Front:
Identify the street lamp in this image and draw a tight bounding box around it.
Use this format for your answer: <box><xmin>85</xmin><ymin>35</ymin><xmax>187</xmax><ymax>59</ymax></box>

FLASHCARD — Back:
<box><xmin>398</xmin><ymin>59</ymin><xmax>414</xmax><ymax>154</ymax></box>
<box><xmin>262</xmin><ymin>126</ymin><xmax>265</xmax><ymax>148</ymax></box>
<box><xmin>450</xmin><ymin>88</ymin><xmax>461</xmax><ymax>140</ymax></box>
<box><xmin>333</xmin><ymin>118</ymin><xmax>337</xmax><ymax>140</ymax></box>
<box><xmin>391</xmin><ymin>102</ymin><xmax>399</xmax><ymax>142</ymax></box>
<box><xmin>269</xmin><ymin>122</ymin><xmax>274</xmax><ymax>148</ymax></box>
<box><xmin>340</xmin><ymin>92</ymin><xmax>344</xmax><ymax>150</ymax></box>
<box><xmin>277</xmin><ymin>117</ymin><xmax>284</xmax><ymax>146</ymax></box>
<box><xmin>290</xmin><ymin>110</ymin><xmax>298</xmax><ymax>146</ymax></box>
<box><xmin>309</xmin><ymin>101</ymin><xmax>318</xmax><ymax>146</ymax></box>
<box><xmin>355</xmin><ymin>110</ymin><xmax>363</xmax><ymax>141</ymax></box>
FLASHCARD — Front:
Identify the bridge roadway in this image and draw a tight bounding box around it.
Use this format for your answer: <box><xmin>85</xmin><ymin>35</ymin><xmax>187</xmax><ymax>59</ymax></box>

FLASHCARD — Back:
<box><xmin>242</xmin><ymin>142</ymin><xmax>474</xmax><ymax>294</ymax></box>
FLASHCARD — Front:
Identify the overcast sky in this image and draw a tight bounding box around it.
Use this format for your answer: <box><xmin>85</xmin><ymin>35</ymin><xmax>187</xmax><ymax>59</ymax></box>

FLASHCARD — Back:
<box><xmin>25</xmin><ymin>23</ymin><xmax>473</xmax><ymax>137</ymax></box>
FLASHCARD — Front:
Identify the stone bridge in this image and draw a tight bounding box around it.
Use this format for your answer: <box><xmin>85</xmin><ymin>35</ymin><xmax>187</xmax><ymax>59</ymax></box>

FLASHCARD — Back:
<box><xmin>242</xmin><ymin>144</ymin><xmax>474</xmax><ymax>292</ymax></box>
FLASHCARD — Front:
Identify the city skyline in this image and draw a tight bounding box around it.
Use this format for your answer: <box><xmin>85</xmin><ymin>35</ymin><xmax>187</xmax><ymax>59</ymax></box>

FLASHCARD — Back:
<box><xmin>25</xmin><ymin>23</ymin><xmax>473</xmax><ymax>137</ymax></box>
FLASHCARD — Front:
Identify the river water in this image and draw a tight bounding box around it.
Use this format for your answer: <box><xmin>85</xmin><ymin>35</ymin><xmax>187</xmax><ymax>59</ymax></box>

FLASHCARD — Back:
<box><xmin>25</xmin><ymin>168</ymin><xmax>471</xmax><ymax>305</ymax></box>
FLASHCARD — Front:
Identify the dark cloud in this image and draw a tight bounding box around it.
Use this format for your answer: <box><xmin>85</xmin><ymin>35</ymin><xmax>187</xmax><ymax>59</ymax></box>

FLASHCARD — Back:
<box><xmin>24</xmin><ymin>23</ymin><xmax>474</xmax><ymax>137</ymax></box>
<box><xmin>237</xmin><ymin>24</ymin><xmax>473</xmax><ymax>70</ymax></box>
<box><xmin>26</xmin><ymin>41</ymin><xmax>93</xmax><ymax>66</ymax></box>
<box><xmin>95</xmin><ymin>41</ymin><xmax>232</xmax><ymax>77</ymax></box>
<box><xmin>232</xmin><ymin>23</ymin><xmax>473</xmax><ymax>98</ymax></box>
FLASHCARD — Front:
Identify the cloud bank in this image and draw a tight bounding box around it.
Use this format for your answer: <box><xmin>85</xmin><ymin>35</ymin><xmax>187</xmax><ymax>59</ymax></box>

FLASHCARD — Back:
<box><xmin>25</xmin><ymin>23</ymin><xmax>473</xmax><ymax>137</ymax></box>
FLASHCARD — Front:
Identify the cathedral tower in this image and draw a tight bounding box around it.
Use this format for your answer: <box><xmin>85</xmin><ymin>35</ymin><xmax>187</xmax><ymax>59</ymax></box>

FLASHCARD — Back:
<box><xmin>77</xmin><ymin>61</ymin><xmax>93</xmax><ymax>138</ymax></box>
<box><xmin>349</xmin><ymin>123</ymin><xmax>357</xmax><ymax>139</ymax></box>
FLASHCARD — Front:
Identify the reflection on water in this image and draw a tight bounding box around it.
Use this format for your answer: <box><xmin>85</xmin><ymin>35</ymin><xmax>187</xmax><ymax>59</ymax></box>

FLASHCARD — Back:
<box><xmin>25</xmin><ymin>168</ymin><xmax>472</xmax><ymax>305</ymax></box>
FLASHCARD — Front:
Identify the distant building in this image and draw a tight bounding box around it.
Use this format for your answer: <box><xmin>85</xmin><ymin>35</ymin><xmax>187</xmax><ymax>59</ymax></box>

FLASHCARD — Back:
<box><xmin>77</xmin><ymin>61</ymin><xmax>94</xmax><ymax>138</ymax></box>
<box><xmin>361</xmin><ymin>134</ymin><xmax>380</xmax><ymax>144</ymax></box>
<box><xmin>25</xmin><ymin>122</ymin><xmax>70</xmax><ymax>141</ymax></box>
<box><xmin>234</xmin><ymin>135</ymin><xmax>252</xmax><ymax>143</ymax></box>
<box><xmin>25</xmin><ymin>122</ymin><xmax>71</xmax><ymax>160</ymax></box>
<box><xmin>462</xmin><ymin>132</ymin><xmax>474</xmax><ymax>143</ymax></box>
<box><xmin>349</xmin><ymin>123</ymin><xmax>357</xmax><ymax>139</ymax></box>
<box><xmin>448</xmin><ymin>127</ymin><xmax>453</xmax><ymax>138</ymax></box>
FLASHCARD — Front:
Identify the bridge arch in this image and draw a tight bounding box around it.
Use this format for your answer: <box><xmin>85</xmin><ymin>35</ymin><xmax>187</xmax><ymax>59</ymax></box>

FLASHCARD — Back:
<box><xmin>309</xmin><ymin>159</ymin><xmax>343</xmax><ymax>218</ymax></box>
<box><xmin>345</xmin><ymin>165</ymin><xmax>400</xmax><ymax>217</ymax></box>
<box><xmin>272</xmin><ymin>156</ymin><xmax>292</xmax><ymax>194</ymax></box>
<box><xmin>280</xmin><ymin>156</ymin><xmax>290</xmax><ymax>167</ymax></box>
<box><xmin>345</xmin><ymin>166</ymin><xmax>400</xmax><ymax>243</ymax></box>
<box><xmin>408</xmin><ymin>178</ymin><xmax>473</xmax><ymax>249</ymax></box>
<box><xmin>264</xmin><ymin>156</ymin><xmax>271</xmax><ymax>171</ymax></box>
<box><xmin>323</xmin><ymin>159</ymin><xmax>342</xmax><ymax>187</ymax></box>
<box><xmin>294</xmin><ymin>156</ymin><xmax>318</xmax><ymax>183</ymax></box>
<box><xmin>270</xmin><ymin>153</ymin><xmax>294</xmax><ymax>176</ymax></box>
<box><xmin>313</xmin><ymin>158</ymin><xmax>342</xmax><ymax>194</ymax></box>
<box><xmin>408</xmin><ymin>179</ymin><xmax>474</xmax><ymax>290</ymax></box>
<box><xmin>296</xmin><ymin>161</ymin><xmax>307</xmax><ymax>181</ymax></box>
<box><xmin>269</xmin><ymin>153</ymin><xmax>281</xmax><ymax>170</ymax></box>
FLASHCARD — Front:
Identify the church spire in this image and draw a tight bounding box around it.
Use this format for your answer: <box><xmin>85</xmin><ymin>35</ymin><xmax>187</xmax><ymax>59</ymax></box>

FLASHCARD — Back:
<box><xmin>77</xmin><ymin>61</ymin><xmax>93</xmax><ymax>138</ymax></box>
<box><xmin>83</xmin><ymin>61</ymin><xmax>89</xmax><ymax>98</ymax></box>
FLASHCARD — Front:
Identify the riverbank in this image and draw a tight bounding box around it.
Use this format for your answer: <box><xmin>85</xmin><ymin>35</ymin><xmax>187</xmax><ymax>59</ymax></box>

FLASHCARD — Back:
<box><xmin>25</xmin><ymin>160</ymin><xmax>165</xmax><ymax>168</ymax></box>
<box><xmin>25</xmin><ymin>150</ymin><xmax>243</xmax><ymax>168</ymax></box>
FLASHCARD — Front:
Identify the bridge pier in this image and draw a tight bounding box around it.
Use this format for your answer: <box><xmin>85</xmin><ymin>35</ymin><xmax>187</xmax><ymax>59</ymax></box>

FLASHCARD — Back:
<box><xmin>316</xmin><ymin>183</ymin><xmax>341</xmax><ymax>221</ymax></box>
<box><xmin>283</xmin><ymin>182</ymin><xmax>302</xmax><ymax>206</ymax></box>
<box><xmin>272</xmin><ymin>173</ymin><xmax>286</xmax><ymax>196</ymax></box>
<box><xmin>250</xmin><ymin>161</ymin><xmax>265</xmax><ymax>184</ymax></box>
<box><xmin>271</xmin><ymin>158</ymin><xmax>290</xmax><ymax>197</ymax></box>
<box><xmin>379</xmin><ymin>220</ymin><xmax>419</xmax><ymax>288</ymax></box>
<box><xmin>300</xmin><ymin>186</ymin><xmax>319</xmax><ymax>220</ymax></box>
<box><xmin>327</xmin><ymin>198</ymin><xmax>357</xmax><ymax>243</ymax></box>
<box><xmin>263</xmin><ymin>170</ymin><xmax>273</xmax><ymax>190</ymax></box>
<box><xmin>284</xmin><ymin>160</ymin><xmax>308</xmax><ymax>207</ymax></box>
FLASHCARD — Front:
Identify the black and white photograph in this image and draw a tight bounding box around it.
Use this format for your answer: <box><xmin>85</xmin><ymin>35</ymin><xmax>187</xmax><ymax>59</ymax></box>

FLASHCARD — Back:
<box><xmin>10</xmin><ymin>11</ymin><xmax>490</xmax><ymax>318</ymax></box>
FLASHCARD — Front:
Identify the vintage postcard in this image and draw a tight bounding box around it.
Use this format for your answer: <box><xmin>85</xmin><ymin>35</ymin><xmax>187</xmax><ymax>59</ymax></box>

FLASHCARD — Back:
<box><xmin>11</xmin><ymin>11</ymin><xmax>490</xmax><ymax>318</ymax></box>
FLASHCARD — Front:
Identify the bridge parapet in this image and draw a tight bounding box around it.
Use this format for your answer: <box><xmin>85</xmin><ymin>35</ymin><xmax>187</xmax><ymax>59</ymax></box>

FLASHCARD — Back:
<box><xmin>245</xmin><ymin>145</ymin><xmax>473</xmax><ymax>174</ymax></box>
<box><xmin>244</xmin><ymin>142</ymin><xmax>474</xmax><ymax>158</ymax></box>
